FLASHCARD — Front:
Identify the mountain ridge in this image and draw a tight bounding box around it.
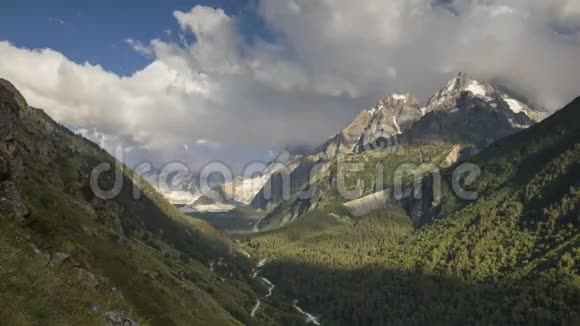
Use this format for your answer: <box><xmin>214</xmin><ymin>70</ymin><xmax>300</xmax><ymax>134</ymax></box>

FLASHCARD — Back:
<box><xmin>248</xmin><ymin>73</ymin><xmax>549</xmax><ymax>225</ymax></box>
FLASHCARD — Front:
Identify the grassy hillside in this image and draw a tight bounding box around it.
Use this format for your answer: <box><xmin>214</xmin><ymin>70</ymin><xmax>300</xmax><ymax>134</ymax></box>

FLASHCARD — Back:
<box><xmin>0</xmin><ymin>79</ymin><xmax>301</xmax><ymax>325</ymax></box>
<box><xmin>239</xmin><ymin>98</ymin><xmax>580</xmax><ymax>325</ymax></box>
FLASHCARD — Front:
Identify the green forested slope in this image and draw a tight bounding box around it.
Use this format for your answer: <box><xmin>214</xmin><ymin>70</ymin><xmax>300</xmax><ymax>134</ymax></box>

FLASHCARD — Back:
<box><xmin>241</xmin><ymin>97</ymin><xmax>580</xmax><ymax>325</ymax></box>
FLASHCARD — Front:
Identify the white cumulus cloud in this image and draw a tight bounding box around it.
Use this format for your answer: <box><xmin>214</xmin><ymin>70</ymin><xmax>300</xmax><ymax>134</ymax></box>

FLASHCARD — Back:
<box><xmin>0</xmin><ymin>1</ymin><xmax>579</xmax><ymax>170</ymax></box>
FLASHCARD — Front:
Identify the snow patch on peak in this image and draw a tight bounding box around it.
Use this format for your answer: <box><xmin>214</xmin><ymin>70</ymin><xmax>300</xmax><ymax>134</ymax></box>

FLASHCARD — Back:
<box><xmin>392</xmin><ymin>93</ymin><xmax>407</xmax><ymax>101</ymax></box>
<box><xmin>464</xmin><ymin>80</ymin><xmax>487</xmax><ymax>97</ymax></box>
<box><xmin>503</xmin><ymin>97</ymin><xmax>524</xmax><ymax>113</ymax></box>
<box><xmin>392</xmin><ymin>116</ymin><xmax>402</xmax><ymax>134</ymax></box>
<box><xmin>367</xmin><ymin>102</ymin><xmax>386</xmax><ymax>115</ymax></box>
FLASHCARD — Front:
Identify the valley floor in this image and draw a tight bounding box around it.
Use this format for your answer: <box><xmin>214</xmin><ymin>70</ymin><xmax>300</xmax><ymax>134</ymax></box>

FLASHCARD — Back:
<box><xmin>185</xmin><ymin>208</ymin><xmax>267</xmax><ymax>234</ymax></box>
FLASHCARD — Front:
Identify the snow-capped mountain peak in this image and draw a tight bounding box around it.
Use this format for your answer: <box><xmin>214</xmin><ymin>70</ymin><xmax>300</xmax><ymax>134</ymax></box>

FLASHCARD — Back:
<box><xmin>426</xmin><ymin>73</ymin><xmax>493</xmax><ymax>109</ymax></box>
<box><xmin>176</xmin><ymin>73</ymin><xmax>548</xmax><ymax>212</ymax></box>
<box><xmin>423</xmin><ymin>72</ymin><xmax>547</xmax><ymax>127</ymax></box>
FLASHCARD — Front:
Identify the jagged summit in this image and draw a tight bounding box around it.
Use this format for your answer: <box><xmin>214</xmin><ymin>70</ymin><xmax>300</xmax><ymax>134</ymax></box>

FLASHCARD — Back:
<box><xmin>425</xmin><ymin>72</ymin><xmax>484</xmax><ymax>108</ymax></box>
<box><xmin>424</xmin><ymin>72</ymin><xmax>546</xmax><ymax>124</ymax></box>
<box><xmin>314</xmin><ymin>72</ymin><xmax>547</xmax><ymax>160</ymax></box>
<box><xmin>353</xmin><ymin>93</ymin><xmax>423</xmax><ymax>152</ymax></box>
<box><xmin>308</xmin><ymin>92</ymin><xmax>424</xmax><ymax>159</ymax></box>
<box><xmin>398</xmin><ymin>72</ymin><xmax>550</xmax><ymax>147</ymax></box>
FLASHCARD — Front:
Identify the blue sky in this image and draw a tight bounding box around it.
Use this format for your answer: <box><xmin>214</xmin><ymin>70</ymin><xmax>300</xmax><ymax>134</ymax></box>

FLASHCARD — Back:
<box><xmin>0</xmin><ymin>0</ymin><xmax>269</xmax><ymax>76</ymax></box>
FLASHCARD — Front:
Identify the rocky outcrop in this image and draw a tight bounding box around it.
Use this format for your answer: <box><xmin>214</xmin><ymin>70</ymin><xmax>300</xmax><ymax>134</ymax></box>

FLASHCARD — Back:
<box><xmin>0</xmin><ymin>79</ymin><xmax>25</xmax><ymax>157</ymax></box>
<box><xmin>400</xmin><ymin>92</ymin><xmax>532</xmax><ymax>148</ymax></box>
<box><xmin>74</xmin><ymin>268</ymin><xmax>114</xmax><ymax>290</ymax></box>
<box><xmin>250</xmin><ymin>158</ymin><xmax>321</xmax><ymax>210</ymax></box>
<box><xmin>0</xmin><ymin>81</ymin><xmax>18</xmax><ymax>151</ymax></box>
<box><xmin>0</xmin><ymin>80</ymin><xmax>65</xmax><ymax>224</ymax></box>
<box><xmin>92</xmin><ymin>199</ymin><xmax>125</xmax><ymax>235</ymax></box>
<box><xmin>0</xmin><ymin>79</ymin><xmax>27</xmax><ymax>114</ymax></box>
<box><xmin>313</xmin><ymin>93</ymin><xmax>423</xmax><ymax>160</ymax></box>
<box><xmin>342</xmin><ymin>190</ymin><xmax>387</xmax><ymax>217</ymax></box>
<box><xmin>353</xmin><ymin>94</ymin><xmax>423</xmax><ymax>153</ymax></box>
<box><xmin>0</xmin><ymin>155</ymin><xmax>9</xmax><ymax>181</ymax></box>
<box><xmin>104</xmin><ymin>311</ymin><xmax>139</xmax><ymax>326</ymax></box>
<box><xmin>0</xmin><ymin>181</ymin><xmax>29</xmax><ymax>223</ymax></box>
<box><xmin>49</xmin><ymin>252</ymin><xmax>81</xmax><ymax>268</ymax></box>
<box><xmin>441</xmin><ymin>145</ymin><xmax>479</xmax><ymax>168</ymax></box>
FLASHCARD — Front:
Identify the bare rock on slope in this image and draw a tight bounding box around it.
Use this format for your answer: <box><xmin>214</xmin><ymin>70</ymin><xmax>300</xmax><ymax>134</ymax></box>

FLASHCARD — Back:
<box><xmin>0</xmin><ymin>181</ymin><xmax>29</xmax><ymax>223</ymax></box>
<box><xmin>104</xmin><ymin>311</ymin><xmax>139</xmax><ymax>326</ymax></box>
<box><xmin>0</xmin><ymin>78</ymin><xmax>27</xmax><ymax>114</ymax></box>
<box><xmin>0</xmin><ymin>155</ymin><xmax>9</xmax><ymax>181</ymax></box>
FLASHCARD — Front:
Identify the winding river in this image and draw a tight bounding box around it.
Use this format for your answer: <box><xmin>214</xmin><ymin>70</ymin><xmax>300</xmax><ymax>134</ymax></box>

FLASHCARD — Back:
<box><xmin>250</xmin><ymin>259</ymin><xmax>321</xmax><ymax>325</ymax></box>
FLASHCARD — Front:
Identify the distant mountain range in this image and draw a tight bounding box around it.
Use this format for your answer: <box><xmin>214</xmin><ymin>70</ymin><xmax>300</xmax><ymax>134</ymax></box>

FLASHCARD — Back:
<box><xmin>156</xmin><ymin>73</ymin><xmax>549</xmax><ymax>215</ymax></box>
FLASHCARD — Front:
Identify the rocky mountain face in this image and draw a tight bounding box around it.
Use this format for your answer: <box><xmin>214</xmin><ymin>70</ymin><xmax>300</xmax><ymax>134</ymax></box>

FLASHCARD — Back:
<box><xmin>0</xmin><ymin>79</ymin><xmax>30</xmax><ymax>224</ymax></box>
<box><xmin>352</xmin><ymin>94</ymin><xmax>424</xmax><ymax>153</ymax></box>
<box><xmin>248</xmin><ymin>73</ymin><xmax>548</xmax><ymax>218</ymax></box>
<box><xmin>402</xmin><ymin>73</ymin><xmax>546</xmax><ymax>147</ymax></box>
<box><xmin>250</xmin><ymin>94</ymin><xmax>424</xmax><ymax>211</ymax></box>
<box><xmin>249</xmin><ymin>156</ymin><xmax>320</xmax><ymax>210</ymax></box>
<box><xmin>314</xmin><ymin>93</ymin><xmax>423</xmax><ymax>159</ymax></box>
<box><xmin>309</xmin><ymin>72</ymin><xmax>545</xmax><ymax>162</ymax></box>
<box><xmin>424</xmin><ymin>73</ymin><xmax>546</xmax><ymax>121</ymax></box>
<box><xmin>0</xmin><ymin>79</ymin><xmax>299</xmax><ymax>325</ymax></box>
